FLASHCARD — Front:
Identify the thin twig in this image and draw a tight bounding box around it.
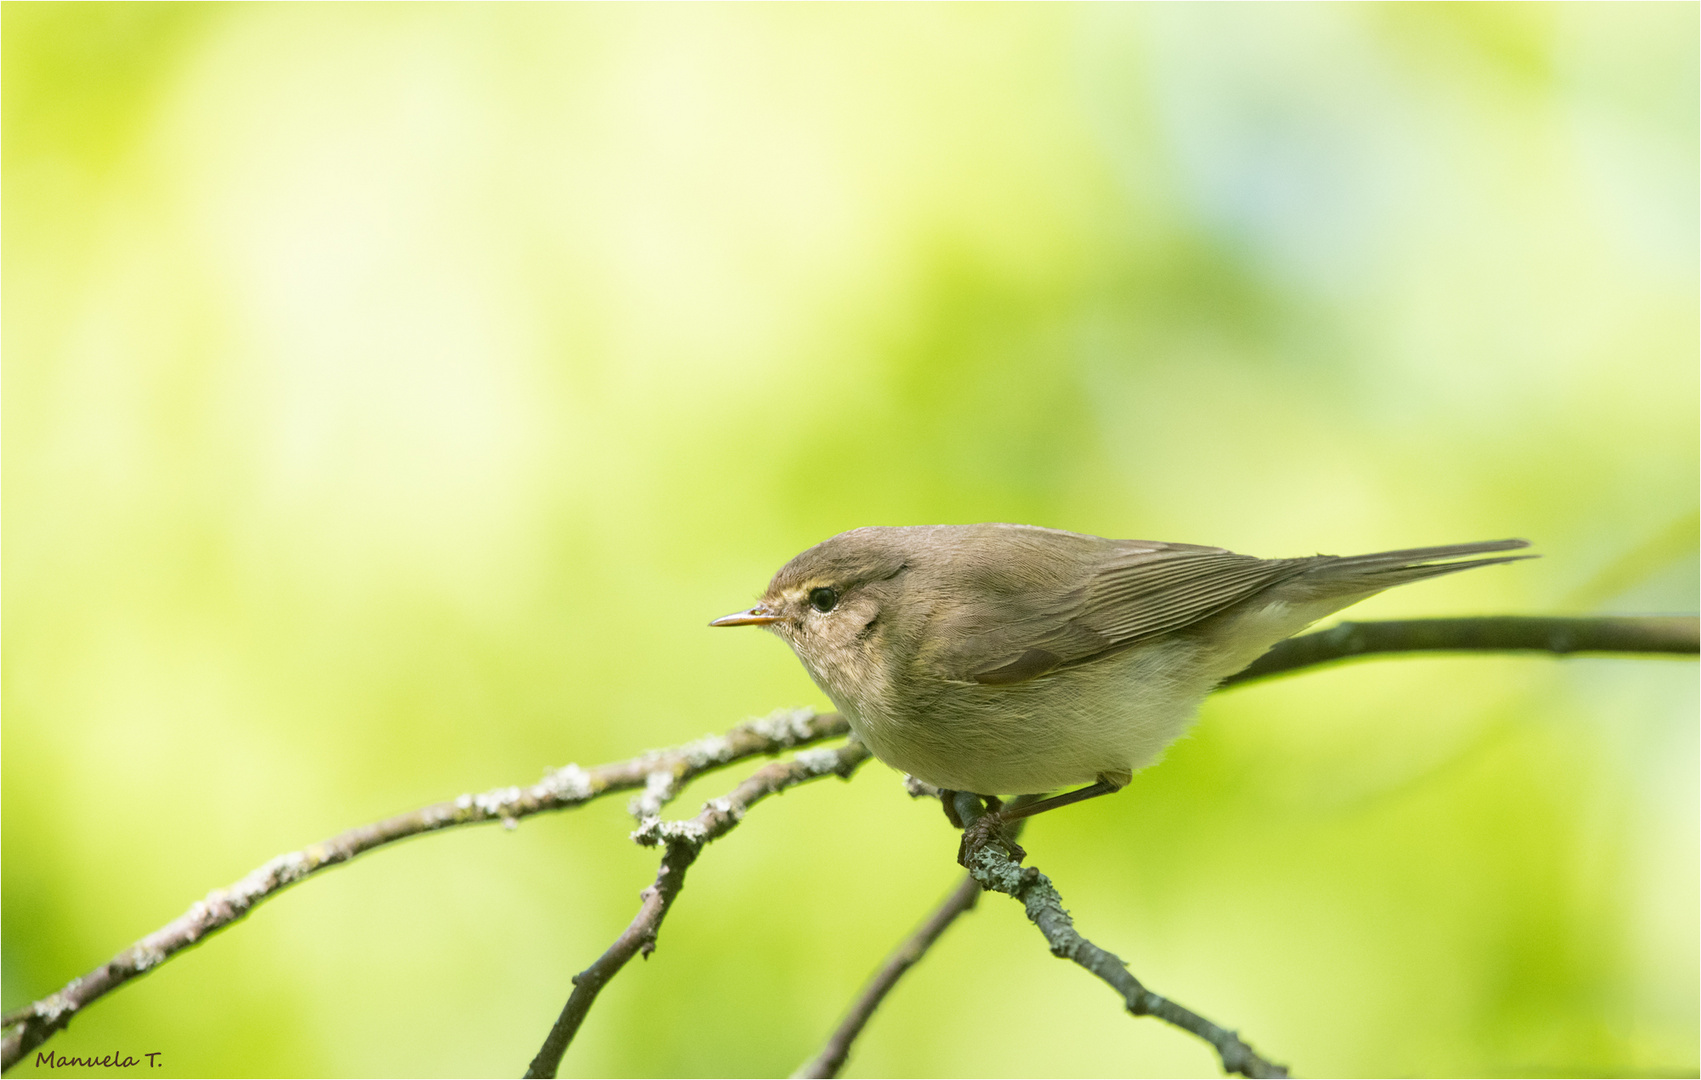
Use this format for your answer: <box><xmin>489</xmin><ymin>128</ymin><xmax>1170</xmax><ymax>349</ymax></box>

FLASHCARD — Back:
<box><xmin>792</xmin><ymin>873</ymin><xmax>982</xmax><ymax>1079</ymax></box>
<box><xmin>964</xmin><ymin>841</ymin><xmax>1288</xmax><ymax>1079</ymax></box>
<box><xmin>1</xmin><ymin>708</ymin><xmax>847</xmax><ymax>1071</ymax></box>
<box><xmin>523</xmin><ymin>739</ymin><xmax>872</xmax><ymax>1080</ymax></box>
<box><xmin>1223</xmin><ymin>615</ymin><xmax>1697</xmax><ymax>688</ymax></box>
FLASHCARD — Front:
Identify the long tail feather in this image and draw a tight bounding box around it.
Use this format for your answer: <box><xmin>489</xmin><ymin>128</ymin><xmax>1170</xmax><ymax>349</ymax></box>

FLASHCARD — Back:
<box><xmin>1326</xmin><ymin>539</ymin><xmax>1531</xmax><ymax>566</ymax></box>
<box><xmin>1300</xmin><ymin>539</ymin><xmax>1536</xmax><ymax>591</ymax></box>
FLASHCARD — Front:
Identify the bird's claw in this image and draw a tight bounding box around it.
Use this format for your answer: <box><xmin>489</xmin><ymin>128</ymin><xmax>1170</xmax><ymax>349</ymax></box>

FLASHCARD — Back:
<box><xmin>956</xmin><ymin>811</ymin><xmax>1025</xmax><ymax>867</ymax></box>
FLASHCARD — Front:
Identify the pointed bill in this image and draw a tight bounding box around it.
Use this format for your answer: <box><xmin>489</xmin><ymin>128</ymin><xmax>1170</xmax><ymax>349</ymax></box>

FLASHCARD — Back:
<box><xmin>710</xmin><ymin>605</ymin><xmax>780</xmax><ymax>627</ymax></box>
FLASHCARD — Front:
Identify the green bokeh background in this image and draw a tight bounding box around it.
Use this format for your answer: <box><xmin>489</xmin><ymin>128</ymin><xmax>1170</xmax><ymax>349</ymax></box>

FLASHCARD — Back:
<box><xmin>5</xmin><ymin>4</ymin><xmax>1697</xmax><ymax>1077</ymax></box>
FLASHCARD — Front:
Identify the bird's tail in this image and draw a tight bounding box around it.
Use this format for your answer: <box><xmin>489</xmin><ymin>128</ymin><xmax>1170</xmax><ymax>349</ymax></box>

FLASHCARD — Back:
<box><xmin>1298</xmin><ymin>539</ymin><xmax>1535</xmax><ymax>593</ymax></box>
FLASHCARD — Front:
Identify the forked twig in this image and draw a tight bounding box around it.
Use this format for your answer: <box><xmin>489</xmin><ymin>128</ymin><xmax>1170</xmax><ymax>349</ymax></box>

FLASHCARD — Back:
<box><xmin>5</xmin><ymin>615</ymin><xmax>1693</xmax><ymax>1073</ymax></box>
<box><xmin>523</xmin><ymin>739</ymin><xmax>871</xmax><ymax>1079</ymax></box>
<box><xmin>1</xmin><ymin>708</ymin><xmax>848</xmax><ymax>1071</ymax></box>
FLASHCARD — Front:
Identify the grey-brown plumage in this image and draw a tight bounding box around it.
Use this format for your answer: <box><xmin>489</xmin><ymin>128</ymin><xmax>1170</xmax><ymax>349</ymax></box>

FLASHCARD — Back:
<box><xmin>713</xmin><ymin>524</ymin><xmax>1532</xmax><ymax>799</ymax></box>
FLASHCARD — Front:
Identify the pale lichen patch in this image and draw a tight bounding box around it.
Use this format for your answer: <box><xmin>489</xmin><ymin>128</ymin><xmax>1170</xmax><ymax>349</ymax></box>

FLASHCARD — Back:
<box><xmin>540</xmin><ymin>763</ymin><xmax>593</xmax><ymax>802</ymax></box>
<box><xmin>473</xmin><ymin>786</ymin><xmax>523</xmax><ymax>817</ymax></box>
<box><xmin>628</xmin><ymin>770</ymin><xmax>677</xmax><ymax>821</ymax></box>
<box><xmin>630</xmin><ymin>816</ymin><xmax>709</xmax><ymax>847</ymax></box>
<box><xmin>38</xmin><ymin>991</ymin><xmax>76</xmax><ymax>1023</ymax></box>
<box><xmin>792</xmin><ymin>746</ymin><xmax>845</xmax><ymax>775</ymax></box>
<box><xmin>129</xmin><ymin>940</ymin><xmax>168</xmax><ymax>973</ymax></box>
<box><xmin>748</xmin><ymin>706</ymin><xmax>818</xmax><ymax>745</ymax></box>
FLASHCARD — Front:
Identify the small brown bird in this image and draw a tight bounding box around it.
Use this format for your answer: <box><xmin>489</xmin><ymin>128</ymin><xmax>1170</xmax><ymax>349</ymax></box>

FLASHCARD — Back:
<box><xmin>713</xmin><ymin>524</ymin><xmax>1530</xmax><ymax>851</ymax></box>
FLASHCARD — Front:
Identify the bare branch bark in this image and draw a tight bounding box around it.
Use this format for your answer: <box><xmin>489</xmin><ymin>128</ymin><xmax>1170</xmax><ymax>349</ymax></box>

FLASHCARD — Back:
<box><xmin>524</xmin><ymin>739</ymin><xmax>871</xmax><ymax>1080</ymax></box>
<box><xmin>964</xmin><ymin>841</ymin><xmax>1288</xmax><ymax>1079</ymax></box>
<box><xmin>1223</xmin><ymin>615</ymin><xmax>1697</xmax><ymax>688</ymax></box>
<box><xmin>792</xmin><ymin>873</ymin><xmax>982</xmax><ymax>1079</ymax></box>
<box><xmin>1</xmin><ymin>708</ymin><xmax>847</xmax><ymax>1072</ymax></box>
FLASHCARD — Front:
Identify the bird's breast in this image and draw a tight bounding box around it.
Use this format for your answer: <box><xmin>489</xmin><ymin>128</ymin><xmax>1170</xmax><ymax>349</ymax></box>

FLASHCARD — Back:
<box><xmin>821</xmin><ymin>638</ymin><xmax>1220</xmax><ymax>795</ymax></box>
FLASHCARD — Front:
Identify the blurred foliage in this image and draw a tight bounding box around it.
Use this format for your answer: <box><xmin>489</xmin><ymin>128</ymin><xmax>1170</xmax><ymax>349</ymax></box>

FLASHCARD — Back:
<box><xmin>3</xmin><ymin>4</ymin><xmax>1696</xmax><ymax>1078</ymax></box>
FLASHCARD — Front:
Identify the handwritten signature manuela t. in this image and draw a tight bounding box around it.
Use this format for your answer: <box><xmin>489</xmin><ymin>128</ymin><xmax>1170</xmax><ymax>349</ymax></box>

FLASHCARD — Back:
<box><xmin>33</xmin><ymin>1049</ymin><xmax>161</xmax><ymax>1070</ymax></box>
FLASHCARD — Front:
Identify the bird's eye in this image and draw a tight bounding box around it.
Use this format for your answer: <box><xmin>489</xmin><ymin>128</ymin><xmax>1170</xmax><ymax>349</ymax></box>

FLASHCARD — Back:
<box><xmin>808</xmin><ymin>587</ymin><xmax>839</xmax><ymax>613</ymax></box>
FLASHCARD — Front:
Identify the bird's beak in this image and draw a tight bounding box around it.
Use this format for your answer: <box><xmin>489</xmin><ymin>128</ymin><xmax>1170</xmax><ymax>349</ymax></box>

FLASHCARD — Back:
<box><xmin>710</xmin><ymin>604</ymin><xmax>781</xmax><ymax>627</ymax></box>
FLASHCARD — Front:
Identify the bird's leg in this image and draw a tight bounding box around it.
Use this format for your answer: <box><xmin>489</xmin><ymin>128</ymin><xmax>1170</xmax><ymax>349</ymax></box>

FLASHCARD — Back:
<box><xmin>940</xmin><ymin>790</ymin><xmax>1001</xmax><ymax>829</ymax></box>
<box><xmin>997</xmin><ymin>773</ymin><xmax>1126</xmax><ymax>822</ymax></box>
<box><xmin>955</xmin><ymin>770</ymin><xmax>1129</xmax><ymax>868</ymax></box>
<box><xmin>940</xmin><ymin>790</ymin><xmax>965</xmax><ymax>829</ymax></box>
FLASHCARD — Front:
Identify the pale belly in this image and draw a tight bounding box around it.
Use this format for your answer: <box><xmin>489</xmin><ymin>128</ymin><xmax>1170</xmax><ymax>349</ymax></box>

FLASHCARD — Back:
<box><xmin>840</xmin><ymin>637</ymin><xmax>1220</xmax><ymax>795</ymax></box>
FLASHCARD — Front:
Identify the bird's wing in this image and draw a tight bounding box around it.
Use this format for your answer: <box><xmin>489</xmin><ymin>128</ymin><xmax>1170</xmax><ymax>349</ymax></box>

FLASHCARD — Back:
<box><xmin>926</xmin><ymin>545</ymin><xmax>1309</xmax><ymax>686</ymax></box>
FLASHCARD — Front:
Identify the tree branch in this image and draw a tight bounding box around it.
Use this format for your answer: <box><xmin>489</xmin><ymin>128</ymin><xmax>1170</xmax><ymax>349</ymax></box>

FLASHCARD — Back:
<box><xmin>1223</xmin><ymin>615</ymin><xmax>1697</xmax><ymax>688</ymax></box>
<box><xmin>965</xmin><ymin>841</ymin><xmax>1288</xmax><ymax>1079</ymax></box>
<box><xmin>5</xmin><ymin>615</ymin><xmax>1693</xmax><ymax>1073</ymax></box>
<box><xmin>792</xmin><ymin>873</ymin><xmax>983</xmax><ymax>1079</ymax></box>
<box><xmin>1</xmin><ymin>707</ymin><xmax>847</xmax><ymax>1072</ymax></box>
<box><xmin>524</xmin><ymin>738</ymin><xmax>871</xmax><ymax>1080</ymax></box>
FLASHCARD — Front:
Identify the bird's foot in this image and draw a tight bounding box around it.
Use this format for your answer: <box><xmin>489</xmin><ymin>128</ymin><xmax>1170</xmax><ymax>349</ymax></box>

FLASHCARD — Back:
<box><xmin>955</xmin><ymin>799</ymin><xmax>1025</xmax><ymax>867</ymax></box>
